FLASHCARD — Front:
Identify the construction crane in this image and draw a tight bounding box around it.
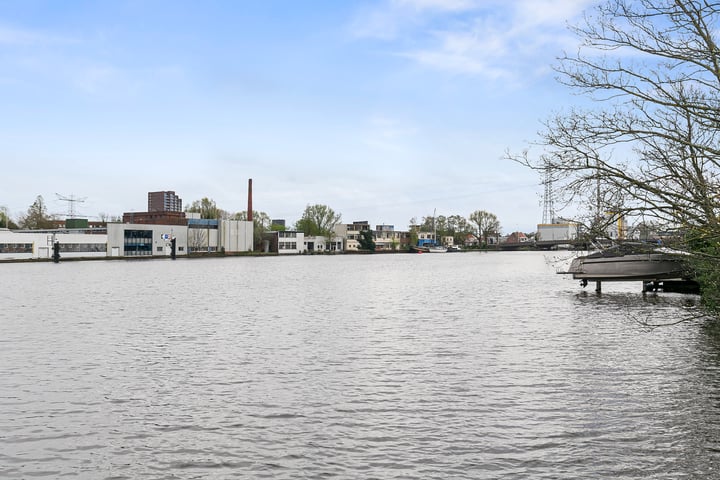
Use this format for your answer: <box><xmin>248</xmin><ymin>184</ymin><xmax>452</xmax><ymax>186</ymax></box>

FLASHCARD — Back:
<box><xmin>56</xmin><ymin>193</ymin><xmax>87</xmax><ymax>219</ymax></box>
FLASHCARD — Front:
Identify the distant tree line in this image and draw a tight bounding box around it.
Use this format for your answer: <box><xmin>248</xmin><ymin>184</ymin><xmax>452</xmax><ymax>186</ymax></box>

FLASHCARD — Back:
<box><xmin>2</xmin><ymin>194</ymin><xmax>506</xmax><ymax>251</ymax></box>
<box><xmin>409</xmin><ymin>210</ymin><xmax>502</xmax><ymax>248</ymax></box>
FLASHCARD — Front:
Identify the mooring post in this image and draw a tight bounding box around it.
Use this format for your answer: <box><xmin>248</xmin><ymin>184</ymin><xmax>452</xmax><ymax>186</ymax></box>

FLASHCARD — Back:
<box><xmin>595</xmin><ymin>280</ymin><xmax>602</xmax><ymax>293</ymax></box>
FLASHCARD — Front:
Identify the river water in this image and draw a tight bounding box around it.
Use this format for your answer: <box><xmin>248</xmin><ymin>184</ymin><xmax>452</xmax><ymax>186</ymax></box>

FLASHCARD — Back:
<box><xmin>1</xmin><ymin>251</ymin><xmax>719</xmax><ymax>479</ymax></box>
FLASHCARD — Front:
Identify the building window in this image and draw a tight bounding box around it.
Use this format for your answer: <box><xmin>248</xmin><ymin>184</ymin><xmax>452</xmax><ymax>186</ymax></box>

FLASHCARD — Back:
<box><xmin>124</xmin><ymin>229</ymin><xmax>153</xmax><ymax>256</ymax></box>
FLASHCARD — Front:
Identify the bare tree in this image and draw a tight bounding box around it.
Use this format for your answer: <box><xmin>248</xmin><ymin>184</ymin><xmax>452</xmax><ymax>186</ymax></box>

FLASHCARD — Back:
<box><xmin>511</xmin><ymin>1</ymin><xmax>720</xmax><ymax>238</ymax></box>
<box><xmin>188</xmin><ymin>229</ymin><xmax>207</xmax><ymax>253</ymax></box>
<box><xmin>508</xmin><ymin>0</ymin><xmax>720</xmax><ymax>310</ymax></box>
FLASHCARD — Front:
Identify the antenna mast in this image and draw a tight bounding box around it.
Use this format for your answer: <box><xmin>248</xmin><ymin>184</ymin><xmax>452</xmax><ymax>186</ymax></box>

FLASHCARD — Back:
<box><xmin>56</xmin><ymin>193</ymin><xmax>87</xmax><ymax>219</ymax></box>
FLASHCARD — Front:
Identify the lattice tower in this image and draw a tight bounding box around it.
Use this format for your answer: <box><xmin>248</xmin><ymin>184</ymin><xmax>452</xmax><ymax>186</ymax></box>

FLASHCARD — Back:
<box><xmin>541</xmin><ymin>168</ymin><xmax>555</xmax><ymax>224</ymax></box>
<box><xmin>56</xmin><ymin>193</ymin><xmax>87</xmax><ymax>219</ymax></box>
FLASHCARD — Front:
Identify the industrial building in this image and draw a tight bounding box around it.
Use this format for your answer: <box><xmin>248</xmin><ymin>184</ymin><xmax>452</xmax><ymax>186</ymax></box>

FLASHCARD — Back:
<box><xmin>0</xmin><ymin>228</ymin><xmax>107</xmax><ymax>261</ymax></box>
<box><xmin>1</xmin><ymin>185</ymin><xmax>253</xmax><ymax>261</ymax></box>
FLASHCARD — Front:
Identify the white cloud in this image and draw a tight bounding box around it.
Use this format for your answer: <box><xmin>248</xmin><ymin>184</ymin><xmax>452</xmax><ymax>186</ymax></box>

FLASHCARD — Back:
<box><xmin>350</xmin><ymin>0</ymin><xmax>596</xmax><ymax>80</ymax></box>
<box><xmin>512</xmin><ymin>0</ymin><xmax>595</xmax><ymax>27</ymax></box>
<box><xmin>391</xmin><ymin>0</ymin><xmax>479</xmax><ymax>12</ymax></box>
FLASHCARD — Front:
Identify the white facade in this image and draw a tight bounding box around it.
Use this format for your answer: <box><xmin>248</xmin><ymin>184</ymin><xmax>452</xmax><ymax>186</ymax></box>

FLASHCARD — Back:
<box><xmin>0</xmin><ymin>228</ymin><xmax>107</xmax><ymax>261</ymax></box>
<box><xmin>1</xmin><ymin>220</ymin><xmax>253</xmax><ymax>261</ymax></box>
<box><xmin>304</xmin><ymin>235</ymin><xmax>342</xmax><ymax>252</ymax></box>
<box><xmin>536</xmin><ymin>223</ymin><xmax>579</xmax><ymax>243</ymax></box>
<box><xmin>278</xmin><ymin>230</ymin><xmax>305</xmax><ymax>254</ymax></box>
<box><xmin>107</xmin><ymin>223</ymin><xmax>189</xmax><ymax>257</ymax></box>
<box><xmin>220</xmin><ymin>220</ymin><xmax>254</xmax><ymax>252</ymax></box>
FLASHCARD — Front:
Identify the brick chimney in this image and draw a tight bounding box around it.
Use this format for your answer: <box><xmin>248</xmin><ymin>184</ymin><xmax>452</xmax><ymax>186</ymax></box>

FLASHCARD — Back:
<box><xmin>247</xmin><ymin>178</ymin><xmax>253</xmax><ymax>222</ymax></box>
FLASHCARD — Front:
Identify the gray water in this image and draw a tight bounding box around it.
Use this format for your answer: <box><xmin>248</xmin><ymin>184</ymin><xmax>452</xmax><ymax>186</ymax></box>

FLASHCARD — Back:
<box><xmin>1</xmin><ymin>251</ymin><xmax>719</xmax><ymax>479</ymax></box>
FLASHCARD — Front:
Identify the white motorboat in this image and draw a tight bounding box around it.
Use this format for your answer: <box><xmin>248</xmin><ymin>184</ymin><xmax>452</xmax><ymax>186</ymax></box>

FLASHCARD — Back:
<box><xmin>563</xmin><ymin>251</ymin><xmax>686</xmax><ymax>281</ymax></box>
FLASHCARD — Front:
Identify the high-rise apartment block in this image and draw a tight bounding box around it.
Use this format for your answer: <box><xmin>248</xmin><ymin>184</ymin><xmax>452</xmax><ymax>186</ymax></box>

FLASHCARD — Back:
<box><xmin>148</xmin><ymin>191</ymin><xmax>182</xmax><ymax>212</ymax></box>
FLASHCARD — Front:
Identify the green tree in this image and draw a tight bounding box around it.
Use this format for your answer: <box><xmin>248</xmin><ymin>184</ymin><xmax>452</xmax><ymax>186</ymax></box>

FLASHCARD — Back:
<box><xmin>186</xmin><ymin>197</ymin><xmax>222</xmax><ymax>219</ymax></box>
<box><xmin>18</xmin><ymin>195</ymin><xmax>55</xmax><ymax>229</ymax></box>
<box><xmin>417</xmin><ymin>213</ymin><xmax>471</xmax><ymax>245</ymax></box>
<box><xmin>408</xmin><ymin>217</ymin><xmax>419</xmax><ymax>248</ymax></box>
<box><xmin>357</xmin><ymin>229</ymin><xmax>376</xmax><ymax>251</ymax></box>
<box><xmin>295</xmin><ymin>204</ymin><xmax>342</xmax><ymax>250</ymax></box>
<box><xmin>0</xmin><ymin>206</ymin><xmax>18</xmax><ymax>229</ymax></box>
<box><xmin>446</xmin><ymin>214</ymin><xmax>471</xmax><ymax>245</ymax></box>
<box><xmin>468</xmin><ymin>210</ymin><xmax>500</xmax><ymax>247</ymax></box>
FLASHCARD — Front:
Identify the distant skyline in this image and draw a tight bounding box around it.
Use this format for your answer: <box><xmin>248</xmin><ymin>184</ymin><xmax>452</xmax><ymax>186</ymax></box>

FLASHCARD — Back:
<box><xmin>1</xmin><ymin>0</ymin><xmax>597</xmax><ymax>232</ymax></box>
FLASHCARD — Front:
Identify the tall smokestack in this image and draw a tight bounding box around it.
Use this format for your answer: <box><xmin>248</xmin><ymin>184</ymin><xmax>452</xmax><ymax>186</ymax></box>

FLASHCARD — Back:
<box><xmin>247</xmin><ymin>178</ymin><xmax>253</xmax><ymax>222</ymax></box>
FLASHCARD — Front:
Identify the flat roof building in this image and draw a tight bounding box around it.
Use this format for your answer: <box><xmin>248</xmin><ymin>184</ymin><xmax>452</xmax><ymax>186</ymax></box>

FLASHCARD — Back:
<box><xmin>148</xmin><ymin>191</ymin><xmax>182</xmax><ymax>212</ymax></box>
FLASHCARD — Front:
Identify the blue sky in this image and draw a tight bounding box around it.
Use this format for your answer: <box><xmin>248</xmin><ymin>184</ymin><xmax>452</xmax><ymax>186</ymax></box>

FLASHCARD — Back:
<box><xmin>1</xmin><ymin>0</ymin><xmax>596</xmax><ymax>232</ymax></box>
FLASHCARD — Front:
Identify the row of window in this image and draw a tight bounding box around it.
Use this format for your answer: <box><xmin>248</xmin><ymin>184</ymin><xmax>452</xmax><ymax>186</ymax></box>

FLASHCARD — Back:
<box><xmin>59</xmin><ymin>243</ymin><xmax>106</xmax><ymax>253</ymax></box>
<box><xmin>125</xmin><ymin>249</ymin><xmax>152</xmax><ymax>256</ymax></box>
<box><xmin>0</xmin><ymin>243</ymin><xmax>33</xmax><ymax>254</ymax></box>
<box><xmin>279</xmin><ymin>242</ymin><xmax>297</xmax><ymax>249</ymax></box>
<box><xmin>124</xmin><ymin>230</ymin><xmax>153</xmax><ymax>240</ymax></box>
<box><xmin>188</xmin><ymin>246</ymin><xmax>217</xmax><ymax>252</ymax></box>
<box><xmin>0</xmin><ymin>243</ymin><xmax>108</xmax><ymax>254</ymax></box>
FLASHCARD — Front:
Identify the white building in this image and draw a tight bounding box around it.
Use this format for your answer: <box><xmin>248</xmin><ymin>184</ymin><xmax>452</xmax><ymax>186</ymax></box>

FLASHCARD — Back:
<box><xmin>1</xmin><ymin>219</ymin><xmax>252</xmax><ymax>261</ymax></box>
<box><xmin>108</xmin><ymin>220</ymin><xmax>252</xmax><ymax>257</ymax></box>
<box><xmin>304</xmin><ymin>235</ymin><xmax>342</xmax><ymax>253</ymax></box>
<box><xmin>107</xmin><ymin>223</ymin><xmax>189</xmax><ymax>257</ymax></box>
<box><xmin>536</xmin><ymin>222</ymin><xmax>579</xmax><ymax>244</ymax></box>
<box><xmin>277</xmin><ymin>230</ymin><xmax>305</xmax><ymax>254</ymax></box>
<box><xmin>220</xmin><ymin>220</ymin><xmax>254</xmax><ymax>253</ymax></box>
<box><xmin>0</xmin><ymin>228</ymin><xmax>107</xmax><ymax>261</ymax></box>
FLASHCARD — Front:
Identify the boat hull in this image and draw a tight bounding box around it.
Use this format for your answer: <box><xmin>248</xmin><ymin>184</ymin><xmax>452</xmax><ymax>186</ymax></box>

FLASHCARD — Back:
<box><xmin>564</xmin><ymin>253</ymin><xmax>686</xmax><ymax>281</ymax></box>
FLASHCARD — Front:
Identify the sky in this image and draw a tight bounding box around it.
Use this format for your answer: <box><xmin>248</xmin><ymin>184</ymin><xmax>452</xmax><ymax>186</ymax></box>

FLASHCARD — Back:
<box><xmin>0</xmin><ymin>0</ymin><xmax>598</xmax><ymax>233</ymax></box>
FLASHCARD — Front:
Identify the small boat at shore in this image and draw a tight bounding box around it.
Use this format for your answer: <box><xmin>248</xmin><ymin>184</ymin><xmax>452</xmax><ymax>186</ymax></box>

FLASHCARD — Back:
<box><xmin>563</xmin><ymin>251</ymin><xmax>685</xmax><ymax>281</ymax></box>
<box><xmin>559</xmin><ymin>243</ymin><xmax>692</xmax><ymax>289</ymax></box>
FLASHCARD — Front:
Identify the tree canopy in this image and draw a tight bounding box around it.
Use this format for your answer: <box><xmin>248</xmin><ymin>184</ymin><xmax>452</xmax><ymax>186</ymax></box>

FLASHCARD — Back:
<box><xmin>295</xmin><ymin>204</ymin><xmax>342</xmax><ymax>238</ymax></box>
<box><xmin>468</xmin><ymin>210</ymin><xmax>501</xmax><ymax>246</ymax></box>
<box><xmin>357</xmin><ymin>229</ymin><xmax>376</xmax><ymax>251</ymax></box>
<box><xmin>18</xmin><ymin>195</ymin><xmax>55</xmax><ymax>229</ymax></box>
<box><xmin>509</xmin><ymin>0</ymin><xmax>720</xmax><ymax>311</ymax></box>
<box><xmin>186</xmin><ymin>197</ymin><xmax>223</xmax><ymax>219</ymax></box>
<box><xmin>513</xmin><ymin>1</ymin><xmax>720</xmax><ymax>236</ymax></box>
<box><xmin>0</xmin><ymin>206</ymin><xmax>18</xmax><ymax>229</ymax></box>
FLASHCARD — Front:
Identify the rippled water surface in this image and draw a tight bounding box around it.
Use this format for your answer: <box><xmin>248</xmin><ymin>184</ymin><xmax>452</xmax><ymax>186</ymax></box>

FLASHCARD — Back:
<box><xmin>2</xmin><ymin>251</ymin><xmax>720</xmax><ymax>479</ymax></box>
